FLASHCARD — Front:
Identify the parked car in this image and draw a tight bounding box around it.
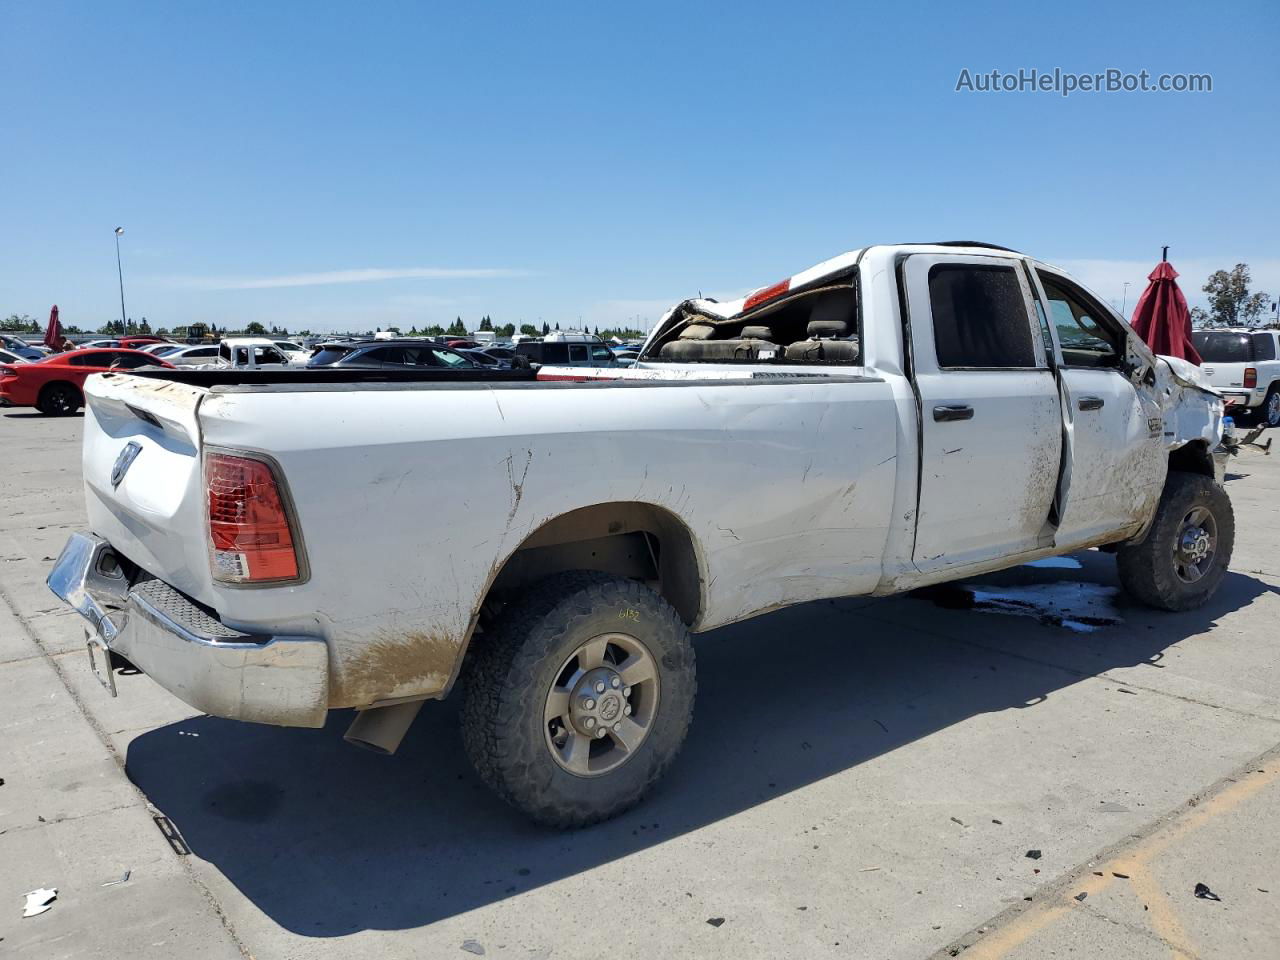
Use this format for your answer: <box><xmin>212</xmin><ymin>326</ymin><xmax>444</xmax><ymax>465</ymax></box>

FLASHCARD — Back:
<box><xmin>139</xmin><ymin>343</ymin><xmax>182</xmax><ymax>356</ymax></box>
<box><xmin>515</xmin><ymin>338</ymin><xmax>618</xmax><ymax>367</ymax></box>
<box><xmin>272</xmin><ymin>340</ymin><xmax>312</xmax><ymax>364</ymax></box>
<box><xmin>0</xmin><ymin>335</ymin><xmax>47</xmax><ymax>361</ymax></box>
<box><xmin>118</xmin><ymin>336</ymin><xmax>167</xmax><ymax>349</ymax></box>
<box><xmin>0</xmin><ymin>348</ymin><xmax>173</xmax><ymax>415</ymax></box>
<box><xmin>82</xmin><ymin>339</ymin><xmax>124</xmax><ymax>348</ymax></box>
<box><xmin>48</xmin><ymin>242</ymin><xmax>1229</xmax><ymax>828</ymax></box>
<box><xmin>1191</xmin><ymin>329</ymin><xmax>1280</xmax><ymax>427</ymax></box>
<box><xmin>161</xmin><ymin>344</ymin><xmax>224</xmax><ymax>366</ymax></box>
<box><xmin>308</xmin><ymin>339</ymin><xmax>480</xmax><ymax>369</ymax></box>
<box><xmin>0</xmin><ymin>347</ymin><xmax>31</xmax><ymax>366</ymax></box>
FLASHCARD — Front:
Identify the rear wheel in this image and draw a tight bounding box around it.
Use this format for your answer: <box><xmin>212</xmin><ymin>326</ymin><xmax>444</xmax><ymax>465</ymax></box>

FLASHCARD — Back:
<box><xmin>36</xmin><ymin>382</ymin><xmax>81</xmax><ymax>416</ymax></box>
<box><xmin>461</xmin><ymin>571</ymin><xmax>696</xmax><ymax>828</ymax></box>
<box><xmin>1116</xmin><ymin>471</ymin><xmax>1234</xmax><ymax>611</ymax></box>
<box><xmin>1262</xmin><ymin>387</ymin><xmax>1280</xmax><ymax>428</ymax></box>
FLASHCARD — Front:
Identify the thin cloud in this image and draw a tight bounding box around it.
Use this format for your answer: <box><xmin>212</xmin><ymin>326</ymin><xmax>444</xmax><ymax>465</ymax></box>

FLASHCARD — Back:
<box><xmin>158</xmin><ymin>266</ymin><xmax>534</xmax><ymax>290</ymax></box>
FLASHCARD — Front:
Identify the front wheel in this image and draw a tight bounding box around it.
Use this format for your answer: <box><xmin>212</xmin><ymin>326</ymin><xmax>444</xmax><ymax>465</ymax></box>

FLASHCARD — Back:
<box><xmin>1116</xmin><ymin>471</ymin><xmax>1234</xmax><ymax>611</ymax></box>
<box><xmin>461</xmin><ymin>572</ymin><xmax>696</xmax><ymax>828</ymax></box>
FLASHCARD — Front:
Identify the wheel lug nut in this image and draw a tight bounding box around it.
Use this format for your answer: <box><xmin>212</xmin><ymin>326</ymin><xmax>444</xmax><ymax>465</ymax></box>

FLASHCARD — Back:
<box><xmin>622</xmin><ymin>686</ymin><xmax>631</xmax><ymax>697</ymax></box>
<box><xmin>582</xmin><ymin>698</ymin><xmax>595</xmax><ymax>710</ymax></box>
<box><xmin>584</xmin><ymin>717</ymin><xmax>595</xmax><ymax>729</ymax></box>
<box><xmin>610</xmin><ymin>676</ymin><xmax>620</xmax><ymax>688</ymax></box>
<box><xmin>612</xmin><ymin>722</ymin><xmax>621</xmax><ymax>731</ymax></box>
<box><xmin>595</xmin><ymin>682</ymin><xmax>606</xmax><ymax>694</ymax></box>
<box><xmin>624</xmin><ymin>705</ymin><xmax>632</xmax><ymax>716</ymax></box>
<box><xmin>595</xmin><ymin>727</ymin><xmax>607</xmax><ymax>738</ymax></box>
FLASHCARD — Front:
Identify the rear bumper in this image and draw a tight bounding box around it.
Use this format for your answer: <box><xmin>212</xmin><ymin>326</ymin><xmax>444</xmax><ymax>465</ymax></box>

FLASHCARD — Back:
<box><xmin>47</xmin><ymin>532</ymin><xmax>328</xmax><ymax>727</ymax></box>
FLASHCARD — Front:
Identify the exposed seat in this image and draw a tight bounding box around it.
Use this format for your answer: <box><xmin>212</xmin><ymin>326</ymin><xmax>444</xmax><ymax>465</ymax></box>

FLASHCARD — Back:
<box><xmin>739</xmin><ymin>325</ymin><xmax>774</xmax><ymax>341</ymax></box>
<box><xmin>659</xmin><ymin>339</ymin><xmax>779</xmax><ymax>361</ymax></box>
<box><xmin>783</xmin><ymin>339</ymin><xmax>860</xmax><ymax>362</ymax></box>
<box><xmin>678</xmin><ymin>323</ymin><xmax>717</xmax><ymax>340</ymax></box>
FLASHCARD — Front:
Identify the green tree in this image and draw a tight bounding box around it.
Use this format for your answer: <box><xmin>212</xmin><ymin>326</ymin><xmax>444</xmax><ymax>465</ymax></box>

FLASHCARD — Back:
<box><xmin>245</xmin><ymin>321</ymin><xmax>267</xmax><ymax>335</ymax></box>
<box><xmin>520</xmin><ymin>324</ymin><xmax>538</xmax><ymax>337</ymax></box>
<box><xmin>424</xmin><ymin>324</ymin><xmax>445</xmax><ymax>336</ymax></box>
<box><xmin>448</xmin><ymin>317</ymin><xmax>467</xmax><ymax>336</ymax></box>
<box><xmin>1199</xmin><ymin>264</ymin><xmax>1272</xmax><ymax>328</ymax></box>
<box><xmin>479</xmin><ymin>315</ymin><xmax>493</xmax><ymax>331</ymax></box>
<box><xmin>497</xmin><ymin>323</ymin><xmax>515</xmax><ymax>337</ymax></box>
<box><xmin>1</xmin><ymin>314</ymin><xmax>37</xmax><ymax>332</ymax></box>
<box><xmin>541</xmin><ymin>321</ymin><xmax>550</xmax><ymax>336</ymax></box>
<box><xmin>138</xmin><ymin>318</ymin><xmax>152</xmax><ymax>334</ymax></box>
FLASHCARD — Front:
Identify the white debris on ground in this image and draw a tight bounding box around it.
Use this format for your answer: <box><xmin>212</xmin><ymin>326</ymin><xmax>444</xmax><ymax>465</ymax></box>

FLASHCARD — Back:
<box><xmin>1023</xmin><ymin>556</ymin><xmax>1084</xmax><ymax>570</ymax></box>
<box><xmin>968</xmin><ymin>581</ymin><xmax>1123</xmax><ymax>632</ymax></box>
<box><xmin>22</xmin><ymin>887</ymin><xmax>57</xmax><ymax>918</ymax></box>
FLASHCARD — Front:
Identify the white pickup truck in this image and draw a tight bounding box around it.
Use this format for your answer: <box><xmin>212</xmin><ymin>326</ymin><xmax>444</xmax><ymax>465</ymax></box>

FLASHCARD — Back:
<box><xmin>49</xmin><ymin>242</ymin><xmax>1230</xmax><ymax>827</ymax></box>
<box><xmin>1191</xmin><ymin>328</ymin><xmax>1280</xmax><ymax>427</ymax></box>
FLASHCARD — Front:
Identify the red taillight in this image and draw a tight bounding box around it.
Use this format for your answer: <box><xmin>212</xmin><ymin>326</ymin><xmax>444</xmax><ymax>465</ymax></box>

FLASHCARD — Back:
<box><xmin>1244</xmin><ymin>367</ymin><xmax>1257</xmax><ymax>389</ymax></box>
<box><xmin>205</xmin><ymin>453</ymin><xmax>300</xmax><ymax>583</ymax></box>
<box><xmin>742</xmin><ymin>277</ymin><xmax>791</xmax><ymax>312</ymax></box>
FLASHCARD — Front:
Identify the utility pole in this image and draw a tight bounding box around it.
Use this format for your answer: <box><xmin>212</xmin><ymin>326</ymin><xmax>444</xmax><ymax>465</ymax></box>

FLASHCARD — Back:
<box><xmin>114</xmin><ymin>227</ymin><xmax>127</xmax><ymax>330</ymax></box>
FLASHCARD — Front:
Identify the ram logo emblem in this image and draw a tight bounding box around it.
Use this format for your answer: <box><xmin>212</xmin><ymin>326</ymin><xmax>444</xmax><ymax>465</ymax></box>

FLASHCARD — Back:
<box><xmin>111</xmin><ymin>441</ymin><xmax>143</xmax><ymax>489</ymax></box>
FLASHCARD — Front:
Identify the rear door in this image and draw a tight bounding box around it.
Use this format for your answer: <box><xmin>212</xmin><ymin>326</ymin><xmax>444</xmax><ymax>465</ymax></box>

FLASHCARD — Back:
<box><xmin>904</xmin><ymin>254</ymin><xmax>1062</xmax><ymax>572</ymax></box>
<box><xmin>1030</xmin><ymin>266</ymin><xmax>1164</xmax><ymax>545</ymax></box>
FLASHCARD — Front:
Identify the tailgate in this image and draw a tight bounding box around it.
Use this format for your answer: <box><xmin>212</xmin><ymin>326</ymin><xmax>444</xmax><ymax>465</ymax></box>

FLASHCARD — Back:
<box><xmin>81</xmin><ymin>373</ymin><xmax>217</xmax><ymax>604</ymax></box>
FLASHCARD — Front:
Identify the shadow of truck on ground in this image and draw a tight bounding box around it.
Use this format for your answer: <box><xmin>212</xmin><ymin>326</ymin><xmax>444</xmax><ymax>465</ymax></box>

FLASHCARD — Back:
<box><xmin>123</xmin><ymin>554</ymin><xmax>1277</xmax><ymax>937</ymax></box>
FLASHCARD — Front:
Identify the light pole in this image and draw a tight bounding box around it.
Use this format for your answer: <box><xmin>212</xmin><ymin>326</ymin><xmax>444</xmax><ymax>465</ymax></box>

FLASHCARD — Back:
<box><xmin>1121</xmin><ymin>281</ymin><xmax>1131</xmax><ymax>317</ymax></box>
<box><xmin>114</xmin><ymin>227</ymin><xmax>127</xmax><ymax>331</ymax></box>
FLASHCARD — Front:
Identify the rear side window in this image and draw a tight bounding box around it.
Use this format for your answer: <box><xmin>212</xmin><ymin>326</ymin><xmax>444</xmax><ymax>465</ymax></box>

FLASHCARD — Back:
<box><xmin>1192</xmin><ymin>333</ymin><xmax>1253</xmax><ymax>363</ymax></box>
<box><xmin>310</xmin><ymin>347</ymin><xmax>351</xmax><ymax>365</ymax></box>
<box><xmin>108</xmin><ymin>352</ymin><xmax>153</xmax><ymax>369</ymax></box>
<box><xmin>69</xmin><ymin>352</ymin><xmax>115</xmax><ymax>367</ymax></box>
<box><xmin>928</xmin><ymin>265</ymin><xmax>1035</xmax><ymax>368</ymax></box>
<box><xmin>1251</xmin><ymin>333</ymin><xmax>1276</xmax><ymax>361</ymax></box>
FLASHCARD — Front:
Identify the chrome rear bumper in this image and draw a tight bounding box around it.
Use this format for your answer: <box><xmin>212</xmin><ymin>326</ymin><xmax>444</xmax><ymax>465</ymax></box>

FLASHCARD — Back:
<box><xmin>47</xmin><ymin>532</ymin><xmax>328</xmax><ymax>728</ymax></box>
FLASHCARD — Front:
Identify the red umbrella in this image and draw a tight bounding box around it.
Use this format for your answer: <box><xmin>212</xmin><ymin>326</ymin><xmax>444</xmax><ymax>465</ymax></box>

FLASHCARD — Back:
<box><xmin>43</xmin><ymin>305</ymin><xmax>63</xmax><ymax>350</ymax></box>
<box><xmin>1129</xmin><ymin>250</ymin><xmax>1201</xmax><ymax>364</ymax></box>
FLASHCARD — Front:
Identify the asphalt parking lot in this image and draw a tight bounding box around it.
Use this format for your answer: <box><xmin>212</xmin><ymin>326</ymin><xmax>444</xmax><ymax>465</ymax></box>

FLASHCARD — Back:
<box><xmin>2</xmin><ymin>409</ymin><xmax>1278</xmax><ymax>959</ymax></box>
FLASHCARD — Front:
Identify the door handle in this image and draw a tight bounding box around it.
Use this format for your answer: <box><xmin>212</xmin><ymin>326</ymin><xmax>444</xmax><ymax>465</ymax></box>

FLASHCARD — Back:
<box><xmin>1077</xmin><ymin>396</ymin><xmax>1105</xmax><ymax>411</ymax></box>
<box><xmin>933</xmin><ymin>404</ymin><xmax>974</xmax><ymax>422</ymax></box>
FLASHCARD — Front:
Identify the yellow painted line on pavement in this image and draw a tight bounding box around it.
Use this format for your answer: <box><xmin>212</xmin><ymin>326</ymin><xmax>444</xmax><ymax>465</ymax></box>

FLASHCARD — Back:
<box><xmin>958</xmin><ymin>761</ymin><xmax>1280</xmax><ymax>960</ymax></box>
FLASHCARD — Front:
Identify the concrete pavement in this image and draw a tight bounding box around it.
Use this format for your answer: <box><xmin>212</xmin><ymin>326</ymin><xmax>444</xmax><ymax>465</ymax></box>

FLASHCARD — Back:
<box><xmin>1</xmin><ymin>407</ymin><xmax>1278</xmax><ymax>959</ymax></box>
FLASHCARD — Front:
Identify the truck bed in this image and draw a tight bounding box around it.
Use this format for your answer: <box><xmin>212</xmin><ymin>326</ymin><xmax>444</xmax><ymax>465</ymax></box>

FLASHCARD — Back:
<box><xmin>126</xmin><ymin>365</ymin><xmax>538</xmax><ymax>387</ymax></box>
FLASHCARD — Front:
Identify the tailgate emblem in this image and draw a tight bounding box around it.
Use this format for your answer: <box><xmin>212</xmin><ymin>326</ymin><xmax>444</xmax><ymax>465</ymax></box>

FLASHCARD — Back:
<box><xmin>111</xmin><ymin>441</ymin><xmax>143</xmax><ymax>488</ymax></box>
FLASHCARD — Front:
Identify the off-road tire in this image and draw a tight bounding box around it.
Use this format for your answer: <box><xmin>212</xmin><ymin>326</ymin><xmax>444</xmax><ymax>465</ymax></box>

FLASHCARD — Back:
<box><xmin>36</xmin><ymin>382</ymin><xmax>81</xmax><ymax>416</ymax></box>
<box><xmin>1117</xmin><ymin>471</ymin><xmax>1234</xmax><ymax>611</ymax></box>
<box><xmin>461</xmin><ymin>571</ymin><xmax>696</xmax><ymax>828</ymax></box>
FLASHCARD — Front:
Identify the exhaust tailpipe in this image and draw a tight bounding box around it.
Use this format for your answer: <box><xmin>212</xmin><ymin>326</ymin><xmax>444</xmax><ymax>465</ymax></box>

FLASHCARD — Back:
<box><xmin>344</xmin><ymin>700</ymin><xmax>424</xmax><ymax>755</ymax></box>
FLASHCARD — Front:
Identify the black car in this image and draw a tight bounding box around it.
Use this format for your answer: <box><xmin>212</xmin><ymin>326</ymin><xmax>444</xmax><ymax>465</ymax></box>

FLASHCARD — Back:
<box><xmin>308</xmin><ymin>339</ymin><xmax>480</xmax><ymax>370</ymax></box>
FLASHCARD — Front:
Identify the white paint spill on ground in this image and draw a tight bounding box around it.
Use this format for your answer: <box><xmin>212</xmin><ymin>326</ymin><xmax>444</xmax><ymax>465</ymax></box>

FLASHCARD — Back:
<box><xmin>1023</xmin><ymin>556</ymin><xmax>1084</xmax><ymax>570</ymax></box>
<box><xmin>967</xmin><ymin>581</ymin><xmax>1122</xmax><ymax>632</ymax></box>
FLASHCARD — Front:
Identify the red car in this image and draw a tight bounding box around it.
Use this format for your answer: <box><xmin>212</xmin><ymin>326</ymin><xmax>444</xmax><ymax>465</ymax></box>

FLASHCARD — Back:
<box><xmin>0</xmin><ymin>348</ymin><xmax>173</xmax><ymax>416</ymax></box>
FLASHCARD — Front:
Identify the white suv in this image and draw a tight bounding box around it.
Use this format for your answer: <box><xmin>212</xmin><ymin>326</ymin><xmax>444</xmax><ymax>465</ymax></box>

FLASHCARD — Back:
<box><xmin>1192</xmin><ymin>329</ymin><xmax>1280</xmax><ymax>427</ymax></box>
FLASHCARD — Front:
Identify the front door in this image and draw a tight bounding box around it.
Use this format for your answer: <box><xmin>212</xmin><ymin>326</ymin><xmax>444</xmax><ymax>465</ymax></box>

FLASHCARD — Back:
<box><xmin>904</xmin><ymin>254</ymin><xmax>1062</xmax><ymax>573</ymax></box>
<box><xmin>1029</xmin><ymin>266</ymin><xmax>1164</xmax><ymax>546</ymax></box>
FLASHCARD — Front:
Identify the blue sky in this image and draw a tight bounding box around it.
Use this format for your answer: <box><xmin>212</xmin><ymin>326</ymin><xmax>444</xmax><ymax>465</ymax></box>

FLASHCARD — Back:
<box><xmin>2</xmin><ymin>0</ymin><xmax>1276</xmax><ymax>333</ymax></box>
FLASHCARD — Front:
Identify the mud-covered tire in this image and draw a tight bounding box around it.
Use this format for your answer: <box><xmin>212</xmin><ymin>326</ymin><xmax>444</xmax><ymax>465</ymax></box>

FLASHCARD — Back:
<box><xmin>461</xmin><ymin>571</ymin><xmax>696</xmax><ymax>828</ymax></box>
<box><xmin>1117</xmin><ymin>471</ymin><xmax>1234</xmax><ymax>611</ymax></box>
<box><xmin>36</xmin><ymin>382</ymin><xmax>81</xmax><ymax>416</ymax></box>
